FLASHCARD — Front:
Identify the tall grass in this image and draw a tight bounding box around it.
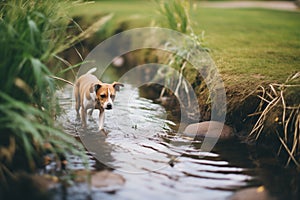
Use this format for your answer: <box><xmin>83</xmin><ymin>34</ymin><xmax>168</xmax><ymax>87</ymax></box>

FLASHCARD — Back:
<box><xmin>0</xmin><ymin>0</ymin><xmax>86</xmax><ymax>182</ymax></box>
<box><xmin>154</xmin><ymin>0</ymin><xmax>215</xmax><ymax>121</ymax></box>
<box><xmin>156</xmin><ymin>0</ymin><xmax>190</xmax><ymax>33</ymax></box>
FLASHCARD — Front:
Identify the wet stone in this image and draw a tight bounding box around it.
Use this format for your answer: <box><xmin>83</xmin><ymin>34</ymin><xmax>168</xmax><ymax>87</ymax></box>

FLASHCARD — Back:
<box><xmin>183</xmin><ymin>121</ymin><xmax>234</xmax><ymax>139</ymax></box>
<box><xmin>91</xmin><ymin>170</ymin><xmax>125</xmax><ymax>192</ymax></box>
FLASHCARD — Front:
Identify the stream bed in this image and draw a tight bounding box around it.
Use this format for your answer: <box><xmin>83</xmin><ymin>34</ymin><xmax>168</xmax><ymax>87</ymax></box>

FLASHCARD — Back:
<box><xmin>53</xmin><ymin>84</ymin><xmax>261</xmax><ymax>200</ymax></box>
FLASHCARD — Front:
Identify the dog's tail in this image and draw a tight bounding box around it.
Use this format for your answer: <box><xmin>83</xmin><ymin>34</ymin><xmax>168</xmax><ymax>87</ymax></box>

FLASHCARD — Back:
<box><xmin>86</xmin><ymin>67</ymin><xmax>97</xmax><ymax>75</ymax></box>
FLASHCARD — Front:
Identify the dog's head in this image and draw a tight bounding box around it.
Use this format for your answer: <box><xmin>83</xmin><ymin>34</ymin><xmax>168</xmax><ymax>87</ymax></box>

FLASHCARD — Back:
<box><xmin>91</xmin><ymin>82</ymin><xmax>124</xmax><ymax>110</ymax></box>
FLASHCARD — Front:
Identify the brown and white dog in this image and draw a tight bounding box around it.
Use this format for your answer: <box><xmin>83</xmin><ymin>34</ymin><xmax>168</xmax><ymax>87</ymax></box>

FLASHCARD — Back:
<box><xmin>74</xmin><ymin>68</ymin><xmax>123</xmax><ymax>130</ymax></box>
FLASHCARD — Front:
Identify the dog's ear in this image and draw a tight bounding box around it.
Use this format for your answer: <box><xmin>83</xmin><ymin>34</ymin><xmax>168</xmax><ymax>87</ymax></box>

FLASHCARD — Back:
<box><xmin>90</xmin><ymin>84</ymin><xmax>101</xmax><ymax>93</ymax></box>
<box><xmin>94</xmin><ymin>84</ymin><xmax>101</xmax><ymax>92</ymax></box>
<box><xmin>112</xmin><ymin>82</ymin><xmax>124</xmax><ymax>92</ymax></box>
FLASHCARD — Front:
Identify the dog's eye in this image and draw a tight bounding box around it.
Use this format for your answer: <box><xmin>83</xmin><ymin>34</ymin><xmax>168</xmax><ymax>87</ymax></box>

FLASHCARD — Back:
<box><xmin>111</xmin><ymin>95</ymin><xmax>115</xmax><ymax>99</ymax></box>
<box><xmin>100</xmin><ymin>94</ymin><xmax>106</xmax><ymax>98</ymax></box>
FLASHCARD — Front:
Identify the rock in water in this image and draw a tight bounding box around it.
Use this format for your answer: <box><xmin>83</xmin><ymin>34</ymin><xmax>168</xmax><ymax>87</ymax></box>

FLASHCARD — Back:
<box><xmin>91</xmin><ymin>170</ymin><xmax>125</xmax><ymax>192</ymax></box>
<box><xmin>183</xmin><ymin>121</ymin><xmax>234</xmax><ymax>139</ymax></box>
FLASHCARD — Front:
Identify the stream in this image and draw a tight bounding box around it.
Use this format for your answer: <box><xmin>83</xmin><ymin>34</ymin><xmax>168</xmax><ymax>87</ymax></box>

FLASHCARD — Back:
<box><xmin>51</xmin><ymin>84</ymin><xmax>262</xmax><ymax>200</ymax></box>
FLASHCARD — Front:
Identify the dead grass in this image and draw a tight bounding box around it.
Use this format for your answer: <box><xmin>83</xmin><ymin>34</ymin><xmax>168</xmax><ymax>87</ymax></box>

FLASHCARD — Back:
<box><xmin>249</xmin><ymin>72</ymin><xmax>300</xmax><ymax>167</ymax></box>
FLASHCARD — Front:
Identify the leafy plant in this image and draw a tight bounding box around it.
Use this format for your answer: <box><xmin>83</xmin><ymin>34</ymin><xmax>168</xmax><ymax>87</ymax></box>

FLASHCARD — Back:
<box><xmin>0</xmin><ymin>0</ymin><xmax>89</xmax><ymax>182</ymax></box>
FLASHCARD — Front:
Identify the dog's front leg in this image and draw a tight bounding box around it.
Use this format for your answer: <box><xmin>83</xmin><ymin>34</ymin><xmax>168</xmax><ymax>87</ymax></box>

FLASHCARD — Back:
<box><xmin>88</xmin><ymin>108</ymin><xmax>94</xmax><ymax>121</ymax></box>
<box><xmin>74</xmin><ymin>87</ymin><xmax>80</xmax><ymax>120</ymax></box>
<box><xmin>81</xmin><ymin>106</ymin><xmax>87</xmax><ymax>128</ymax></box>
<box><xmin>98</xmin><ymin>108</ymin><xmax>105</xmax><ymax>131</ymax></box>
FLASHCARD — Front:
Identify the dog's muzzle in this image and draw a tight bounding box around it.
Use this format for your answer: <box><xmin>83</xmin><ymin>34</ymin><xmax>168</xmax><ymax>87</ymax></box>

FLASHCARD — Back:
<box><xmin>106</xmin><ymin>103</ymin><xmax>112</xmax><ymax>110</ymax></box>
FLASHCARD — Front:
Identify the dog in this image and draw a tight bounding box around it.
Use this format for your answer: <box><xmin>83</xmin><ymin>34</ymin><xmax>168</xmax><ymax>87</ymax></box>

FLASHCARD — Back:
<box><xmin>74</xmin><ymin>68</ymin><xmax>123</xmax><ymax>130</ymax></box>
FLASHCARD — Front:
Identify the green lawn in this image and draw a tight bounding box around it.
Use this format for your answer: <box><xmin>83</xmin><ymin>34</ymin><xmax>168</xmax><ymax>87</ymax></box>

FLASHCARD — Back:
<box><xmin>69</xmin><ymin>1</ymin><xmax>300</xmax><ymax>91</ymax></box>
<box><xmin>195</xmin><ymin>8</ymin><xmax>300</xmax><ymax>87</ymax></box>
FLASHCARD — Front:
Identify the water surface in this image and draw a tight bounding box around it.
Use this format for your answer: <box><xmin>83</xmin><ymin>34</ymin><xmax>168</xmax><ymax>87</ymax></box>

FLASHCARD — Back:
<box><xmin>54</xmin><ymin>84</ymin><xmax>259</xmax><ymax>200</ymax></box>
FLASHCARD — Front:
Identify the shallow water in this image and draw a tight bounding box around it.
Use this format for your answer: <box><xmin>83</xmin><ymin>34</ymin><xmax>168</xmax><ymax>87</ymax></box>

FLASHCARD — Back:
<box><xmin>54</xmin><ymin>84</ymin><xmax>260</xmax><ymax>200</ymax></box>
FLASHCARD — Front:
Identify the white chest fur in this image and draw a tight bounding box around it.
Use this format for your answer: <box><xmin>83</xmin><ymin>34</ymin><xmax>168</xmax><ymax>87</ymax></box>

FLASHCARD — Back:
<box><xmin>83</xmin><ymin>92</ymin><xmax>96</xmax><ymax>109</ymax></box>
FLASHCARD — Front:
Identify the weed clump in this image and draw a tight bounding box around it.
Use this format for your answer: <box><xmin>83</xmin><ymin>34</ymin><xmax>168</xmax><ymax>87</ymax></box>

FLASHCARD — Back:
<box><xmin>249</xmin><ymin>72</ymin><xmax>300</xmax><ymax>168</ymax></box>
<box><xmin>0</xmin><ymin>0</ymin><xmax>85</xmax><ymax>183</ymax></box>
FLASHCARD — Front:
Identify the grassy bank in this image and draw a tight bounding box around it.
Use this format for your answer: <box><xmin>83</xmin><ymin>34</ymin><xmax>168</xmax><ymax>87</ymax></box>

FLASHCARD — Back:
<box><xmin>70</xmin><ymin>1</ymin><xmax>300</xmax><ymax>90</ymax></box>
<box><xmin>196</xmin><ymin>8</ymin><xmax>300</xmax><ymax>86</ymax></box>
